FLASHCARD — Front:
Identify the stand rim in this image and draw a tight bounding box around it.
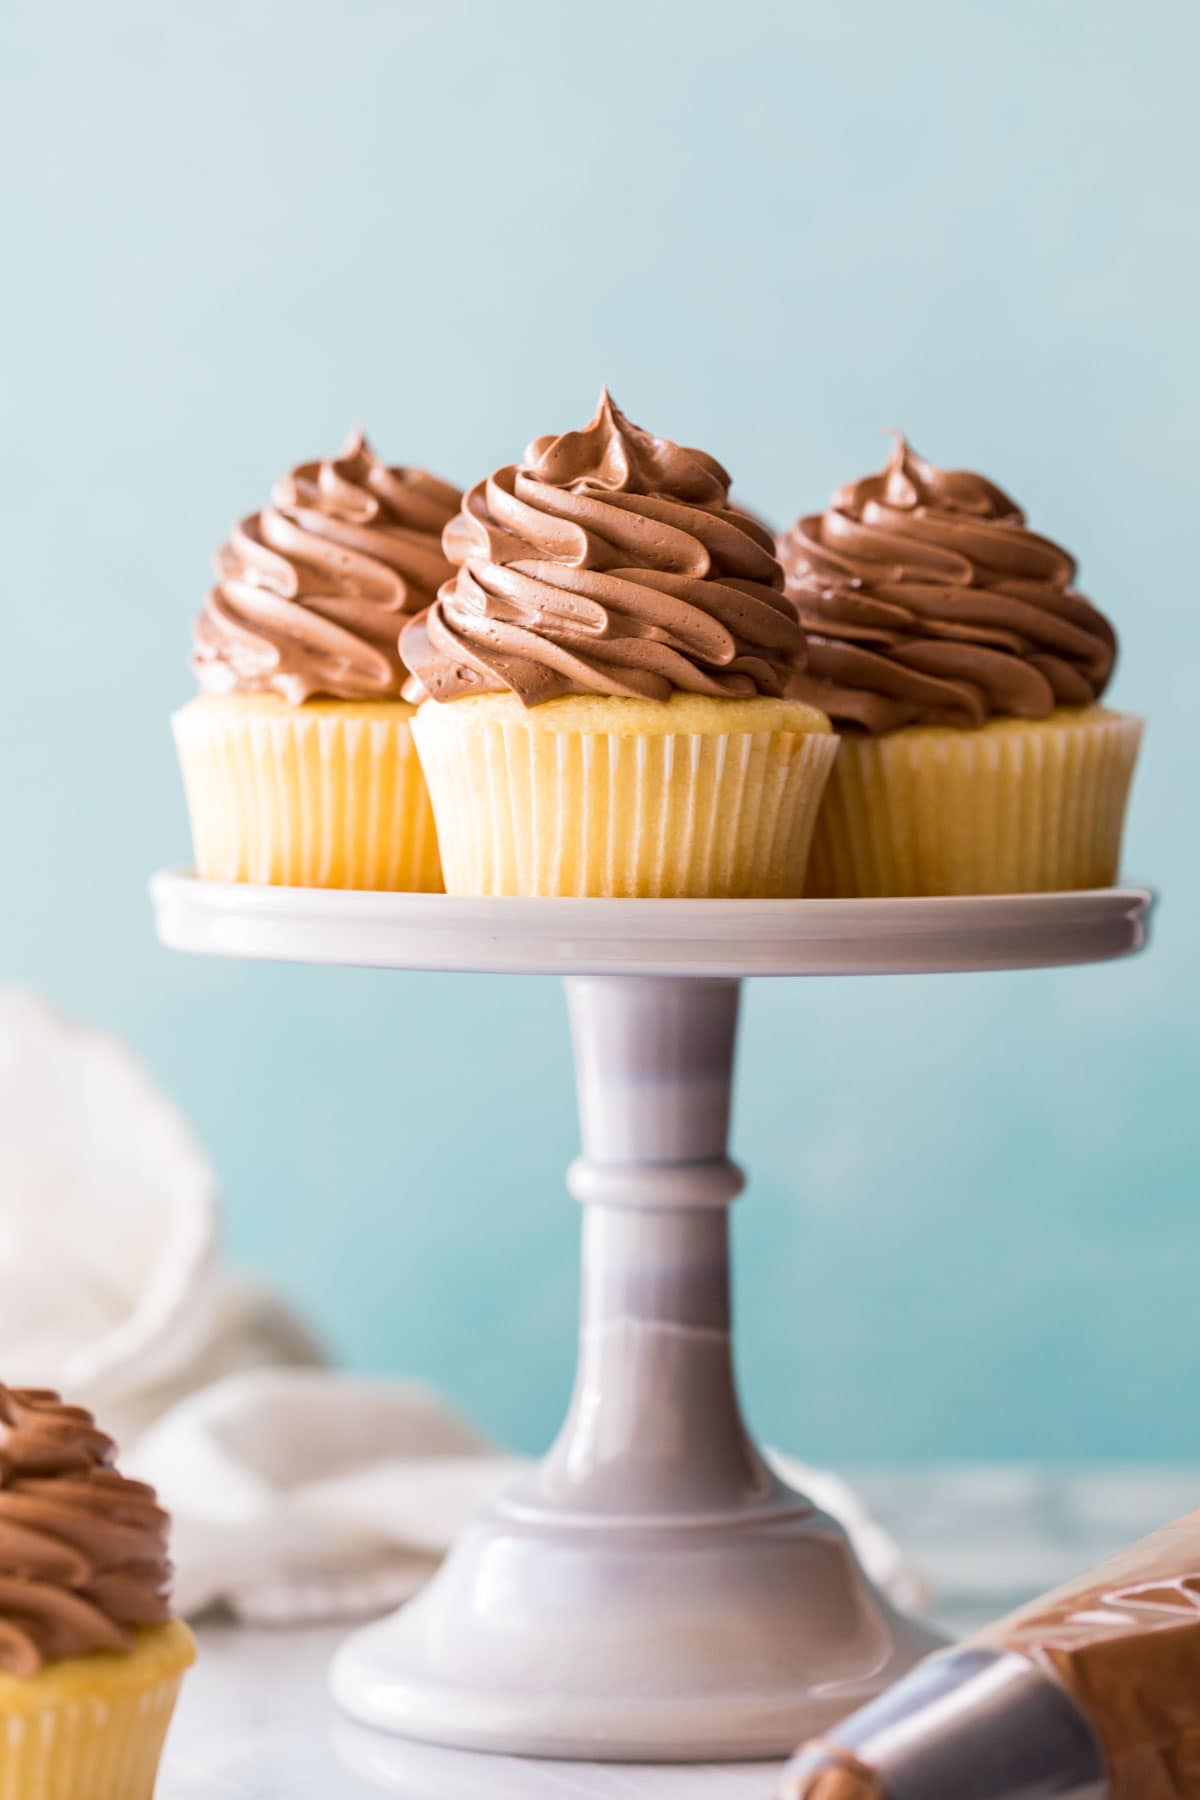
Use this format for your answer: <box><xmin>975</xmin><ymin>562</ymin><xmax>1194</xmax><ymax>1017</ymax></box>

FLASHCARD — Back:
<box><xmin>150</xmin><ymin>868</ymin><xmax>1152</xmax><ymax>978</ymax></box>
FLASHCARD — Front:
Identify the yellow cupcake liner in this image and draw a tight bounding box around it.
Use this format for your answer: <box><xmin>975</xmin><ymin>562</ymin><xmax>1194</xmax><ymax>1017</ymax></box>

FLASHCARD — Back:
<box><xmin>412</xmin><ymin>692</ymin><xmax>838</xmax><ymax>898</ymax></box>
<box><xmin>0</xmin><ymin>1620</ymin><xmax>194</xmax><ymax>1800</ymax></box>
<box><xmin>806</xmin><ymin>706</ymin><xmax>1143</xmax><ymax>898</ymax></box>
<box><xmin>173</xmin><ymin>695</ymin><xmax>443</xmax><ymax>891</ymax></box>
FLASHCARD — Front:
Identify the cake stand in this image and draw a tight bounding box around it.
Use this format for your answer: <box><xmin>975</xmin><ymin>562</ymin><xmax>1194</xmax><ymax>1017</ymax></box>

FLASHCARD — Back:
<box><xmin>150</xmin><ymin>873</ymin><xmax>1152</xmax><ymax>1764</ymax></box>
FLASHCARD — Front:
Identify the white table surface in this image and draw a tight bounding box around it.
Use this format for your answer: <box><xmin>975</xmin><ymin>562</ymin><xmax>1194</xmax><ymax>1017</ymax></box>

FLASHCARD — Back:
<box><xmin>156</xmin><ymin>1465</ymin><xmax>1200</xmax><ymax>1798</ymax></box>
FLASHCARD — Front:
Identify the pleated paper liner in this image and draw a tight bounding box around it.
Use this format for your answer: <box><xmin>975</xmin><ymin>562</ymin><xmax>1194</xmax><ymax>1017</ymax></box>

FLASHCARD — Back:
<box><xmin>805</xmin><ymin>707</ymin><xmax>1143</xmax><ymax>899</ymax></box>
<box><xmin>0</xmin><ymin>1620</ymin><xmax>194</xmax><ymax>1800</ymax></box>
<box><xmin>173</xmin><ymin>695</ymin><xmax>443</xmax><ymax>891</ymax></box>
<box><xmin>412</xmin><ymin>692</ymin><xmax>838</xmax><ymax>898</ymax></box>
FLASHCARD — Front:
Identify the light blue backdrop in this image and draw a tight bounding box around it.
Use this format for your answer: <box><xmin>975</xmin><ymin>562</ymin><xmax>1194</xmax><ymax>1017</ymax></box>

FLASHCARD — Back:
<box><xmin>2</xmin><ymin>0</ymin><xmax>1195</xmax><ymax>1462</ymax></box>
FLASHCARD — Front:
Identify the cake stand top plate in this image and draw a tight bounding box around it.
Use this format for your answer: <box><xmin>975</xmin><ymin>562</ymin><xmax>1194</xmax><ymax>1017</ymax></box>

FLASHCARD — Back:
<box><xmin>150</xmin><ymin>870</ymin><xmax>1152</xmax><ymax>979</ymax></box>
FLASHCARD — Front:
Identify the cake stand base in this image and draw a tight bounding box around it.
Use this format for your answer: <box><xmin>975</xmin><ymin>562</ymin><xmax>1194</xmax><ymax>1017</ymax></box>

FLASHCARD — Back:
<box><xmin>330</xmin><ymin>1489</ymin><xmax>939</xmax><ymax>1761</ymax></box>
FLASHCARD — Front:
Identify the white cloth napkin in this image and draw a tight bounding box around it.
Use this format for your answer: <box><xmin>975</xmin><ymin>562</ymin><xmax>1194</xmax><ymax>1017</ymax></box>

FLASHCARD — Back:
<box><xmin>0</xmin><ymin>990</ymin><xmax>926</xmax><ymax>1626</ymax></box>
<box><xmin>0</xmin><ymin>991</ymin><xmax>323</xmax><ymax>1444</ymax></box>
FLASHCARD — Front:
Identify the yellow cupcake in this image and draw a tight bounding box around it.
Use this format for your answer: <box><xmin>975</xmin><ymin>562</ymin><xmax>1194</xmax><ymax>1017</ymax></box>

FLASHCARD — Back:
<box><xmin>0</xmin><ymin>1621</ymin><xmax>195</xmax><ymax>1800</ymax></box>
<box><xmin>0</xmin><ymin>1388</ymin><xmax>195</xmax><ymax>1799</ymax></box>
<box><xmin>176</xmin><ymin>430</ymin><xmax>460</xmax><ymax>891</ymax></box>
<box><xmin>403</xmin><ymin>392</ymin><xmax>836</xmax><ymax>898</ymax></box>
<box><xmin>805</xmin><ymin>707</ymin><xmax>1142</xmax><ymax>899</ymax></box>
<box><xmin>174</xmin><ymin>694</ymin><xmax>441</xmax><ymax>891</ymax></box>
<box><xmin>780</xmin><ymin>437</ymin><xmax>1142</xmax><ymax>897</ymax></box>
<box><xmin>413</xmin><ymin>691</ymin><xmax>835</xmax><ymax>898</ymax></box>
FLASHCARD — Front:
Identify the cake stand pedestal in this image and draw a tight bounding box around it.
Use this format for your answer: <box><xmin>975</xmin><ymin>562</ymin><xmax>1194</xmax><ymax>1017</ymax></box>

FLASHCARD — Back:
<box><xmin>151</xmin><ymin>875</ymin><xmax>1151</xmax><ymax>1763</ymax></box>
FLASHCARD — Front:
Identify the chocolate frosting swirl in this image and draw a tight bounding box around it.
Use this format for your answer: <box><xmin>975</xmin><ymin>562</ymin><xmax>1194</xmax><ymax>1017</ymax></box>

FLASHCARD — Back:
<box><xmin>0</xmin><ymin>1387</ymin><xmax>172</xmax><ymax>1675</ymax></box>
<box><xmin>194</xmin><ymin>430</ymin><xmax>461</xmax><ymax>704</ymax></box>
<box><xmin>778</xmin><ymin>437</ymin><xmax>1116</xmax><ymax>733</ymax></box>
<box><xmin>401</xmin><ymin>392</ymin><xmax>804</xmax><ymax>706</ymax></box>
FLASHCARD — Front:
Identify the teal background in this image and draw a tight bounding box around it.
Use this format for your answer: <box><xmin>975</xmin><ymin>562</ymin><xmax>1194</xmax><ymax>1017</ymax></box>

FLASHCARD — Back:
<box><xmin>1</xmin><ymin>0</ymin><xmax>1195</xmax><ymax>1462</ymax></box>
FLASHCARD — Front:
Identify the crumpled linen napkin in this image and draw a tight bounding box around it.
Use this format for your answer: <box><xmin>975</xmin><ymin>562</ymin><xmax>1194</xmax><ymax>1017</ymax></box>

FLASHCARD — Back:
<box><xmin>0</xmin><ymin>989</ymin><xmax>925</xmax><ymax>1626</ymax></box>
<box><xmin>0</xmin><ymin>990</ymin><xmax>322</xmax><ymax>1444</ymax></box>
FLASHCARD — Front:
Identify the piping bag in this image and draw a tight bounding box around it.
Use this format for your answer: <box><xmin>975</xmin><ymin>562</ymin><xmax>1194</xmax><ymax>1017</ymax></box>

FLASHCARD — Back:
<box><xmin>779</xmin><ymin>1508</ymin><xmax>1200</xmax><ymax>1800</ymax></box>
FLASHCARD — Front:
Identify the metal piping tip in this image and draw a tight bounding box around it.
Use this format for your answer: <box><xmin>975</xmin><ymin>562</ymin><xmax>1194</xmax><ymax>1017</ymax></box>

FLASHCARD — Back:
<box><xmin>777</xmin><ymin>1646</ymin><xmax>1107</xmax><ymax>1800</ymax></box>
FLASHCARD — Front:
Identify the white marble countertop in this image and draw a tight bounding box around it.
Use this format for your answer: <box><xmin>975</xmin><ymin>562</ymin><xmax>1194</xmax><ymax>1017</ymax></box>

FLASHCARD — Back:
<box><xmin>157</xmin><ymin>1467</ymin><xmax>1200</xmax><ymax>1798</ymax></box>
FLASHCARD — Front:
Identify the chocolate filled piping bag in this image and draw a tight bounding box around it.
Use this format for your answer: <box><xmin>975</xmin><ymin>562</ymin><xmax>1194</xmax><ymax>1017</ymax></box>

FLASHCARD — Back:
<box><xmin>781</xmin><ymin>1507</ymin><xmax>1200</xmax><ymax>1800</ymax></box>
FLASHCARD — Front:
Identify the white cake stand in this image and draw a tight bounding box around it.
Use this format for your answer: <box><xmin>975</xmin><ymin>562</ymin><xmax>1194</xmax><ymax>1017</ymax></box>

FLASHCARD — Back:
<box><xmin>150</xmin><ymin>873</ymin><xmax>1152</xmax><ymax>1764</ymax></box>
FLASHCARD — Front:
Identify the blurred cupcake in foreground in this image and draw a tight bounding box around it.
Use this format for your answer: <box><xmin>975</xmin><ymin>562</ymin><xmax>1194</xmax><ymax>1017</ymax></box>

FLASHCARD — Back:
<box><xmin>174</xmin><ymin>431</ymin><xmax>460</xmax><ymax>889</ymax></box>
<box><xmin>0</xmin><ymin>1384</ymin><xmax>194</xmax><ymax>1799</ymax></box>
<box><xmin>779</xmin><ymin>437</ymin><xmax>1142</xmax><ymax>897</ymax></box>
<box><xmin>402</xmin><ymin>392</ymin><xmax>836</xmax><ymax>897</ymax></box>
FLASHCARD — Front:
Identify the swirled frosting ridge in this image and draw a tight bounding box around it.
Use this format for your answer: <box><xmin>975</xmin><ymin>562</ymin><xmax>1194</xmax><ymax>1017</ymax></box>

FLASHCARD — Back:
<box><xmin>402</xmin><ymin>391</ymin><xmax>804</xmax><ymax>706</ymax></box>
<box><xmin>194</xmin><ymin>430</ymin><xmax>461</xmax><ymax>703</ymax></box>
<box><xmin>778</xmin><ymin>437</ymin><xmax>1116</xmax><ymax>733</ymax></box>
<box><xmin>0</xmin><ymin>1387</ymin><xmax>173</xmax><ymax>1676</ymax></box>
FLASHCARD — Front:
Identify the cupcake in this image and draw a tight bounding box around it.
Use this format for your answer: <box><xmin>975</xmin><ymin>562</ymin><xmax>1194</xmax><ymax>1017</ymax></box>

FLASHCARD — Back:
<box><xmin>401</xmin><ymin>392</ymin><xmax>836</xmax><ymax>898</ymax></box>
<box><xmin>779</xmin><ymin>437</ymin><xmax>1142</xmax><ymax>897</ymax></box>
<box><xmin>0</xmin><ymin>1384</ymin><xmax>194</xmax><ymax>1798</ymax></box>
<box><xmin>174</xmin><ymin>430</ymin><xmax>460</xmax><ymax>890</ymax></box>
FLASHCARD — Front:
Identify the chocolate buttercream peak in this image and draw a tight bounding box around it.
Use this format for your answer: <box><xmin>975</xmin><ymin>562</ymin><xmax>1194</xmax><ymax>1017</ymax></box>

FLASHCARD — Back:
<box><xmin>337</xmin><ymin>423</ymin><xmax>369</xmax><ymax>459</ymax></box>
<box><xmin>192</xmin><ymin>433</ymin><xmax>461</xmax><ymax>703</ymax></box>
<box><xmin>402</xmin><ymin>398</ymin><xmax>802</xmax><ymax>707</ymax></box>
<box><xmin>780</xmin><ymin>440</ymin><xmax>1115</xmax><ymax>732</ymax></box>
<box><xmin>0</xmin><ymin>1386</ymin><xmax>173</xmax><ymax>1675</ymax></box>
<box><xmin>523</xmin><ymin>390</ymin><xmax>730</xmax><ymax>505</ymax></box>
